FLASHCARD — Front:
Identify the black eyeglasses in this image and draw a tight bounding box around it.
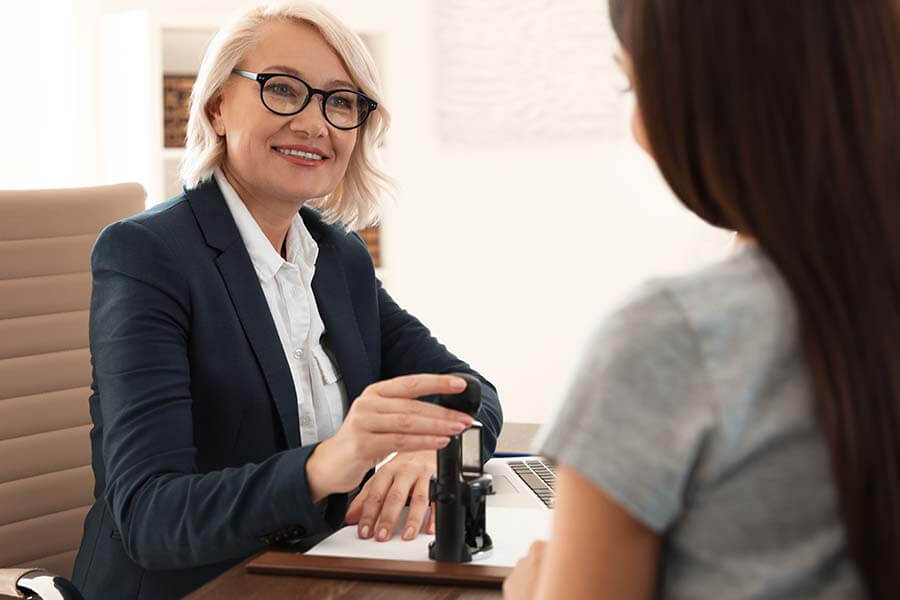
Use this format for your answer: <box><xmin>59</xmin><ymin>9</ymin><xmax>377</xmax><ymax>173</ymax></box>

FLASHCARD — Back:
<box><xmin>232</xmin><ymin>69</ymin><xmax>377</xmax><ymax>130</ymax></box>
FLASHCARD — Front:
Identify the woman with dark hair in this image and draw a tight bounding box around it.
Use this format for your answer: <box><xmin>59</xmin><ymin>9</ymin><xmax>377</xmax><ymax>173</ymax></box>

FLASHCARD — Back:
<box><xmin>504</xmin><ymin>1</ymin><xmax>900</xmax><ymax>598</ymax></box>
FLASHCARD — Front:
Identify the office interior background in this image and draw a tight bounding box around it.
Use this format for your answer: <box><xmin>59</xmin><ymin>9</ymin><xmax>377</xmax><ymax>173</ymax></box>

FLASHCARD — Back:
<box><xmin>0</xmin><ymin>0</ymin><xmax>733</xmax><ymax>424</ymax></box>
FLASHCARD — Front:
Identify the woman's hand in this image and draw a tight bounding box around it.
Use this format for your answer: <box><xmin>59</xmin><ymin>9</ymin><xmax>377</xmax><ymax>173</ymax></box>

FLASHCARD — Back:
<box><xmin>503</xmin><ymin>541</ymin><xmax>546</xmax><ymax>600</ymax></box>
<box><xmin>345</xmin><ymin>450</ymin><xmax>437</xmax><ymax>541</ymax></box>
<box><xmin>305</xmin><ymin>374</ymin><xmax>473</xmax><ymax>503</ymax></box>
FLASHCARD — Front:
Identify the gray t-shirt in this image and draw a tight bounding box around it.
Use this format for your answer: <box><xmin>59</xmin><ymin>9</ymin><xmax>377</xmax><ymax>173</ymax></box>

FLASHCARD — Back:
<box><xmin>538</xmin><ymin>245</ymin><xmax>864</xmax><ymax>599</ymax></box>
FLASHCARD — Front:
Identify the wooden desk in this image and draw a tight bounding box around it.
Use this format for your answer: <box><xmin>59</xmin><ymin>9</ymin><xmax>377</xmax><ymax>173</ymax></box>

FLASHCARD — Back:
<box><xmin>187</xmin><ymin>423</ymin><xmax>540</xmax><ymax>600</ymax></box>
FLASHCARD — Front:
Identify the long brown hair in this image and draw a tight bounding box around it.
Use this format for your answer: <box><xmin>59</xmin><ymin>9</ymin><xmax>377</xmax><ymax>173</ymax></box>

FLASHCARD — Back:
<box><xmin>611</xmin><ymin>0</ymin><xmax>900</xmax><ymax>596</ymax></box>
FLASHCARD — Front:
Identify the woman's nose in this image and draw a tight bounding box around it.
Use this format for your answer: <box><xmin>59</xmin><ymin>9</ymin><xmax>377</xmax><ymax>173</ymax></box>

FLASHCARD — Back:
<box><xmin>288</xmin><ymin>98</ymin><xmax>328</xmax><ymax>137</ymax></box>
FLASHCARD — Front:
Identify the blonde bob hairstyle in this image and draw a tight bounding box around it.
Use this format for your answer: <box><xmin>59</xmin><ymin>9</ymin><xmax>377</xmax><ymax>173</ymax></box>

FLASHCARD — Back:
<box><xmin>180</xmin><ymin>1</ymin><xmax>391</xmax><ymax>228</ymax></box>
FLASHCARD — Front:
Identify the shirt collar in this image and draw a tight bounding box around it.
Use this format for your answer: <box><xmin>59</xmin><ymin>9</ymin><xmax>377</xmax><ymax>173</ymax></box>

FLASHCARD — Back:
<box><xmin>283</xmin><ymin>208</ymin><xmax>319</xmax><ymax>270</ymax></box>
<box><xmin>215</xmin><ymin>168</ymin><xmax>318</xmax><ymax>282</ymax></box>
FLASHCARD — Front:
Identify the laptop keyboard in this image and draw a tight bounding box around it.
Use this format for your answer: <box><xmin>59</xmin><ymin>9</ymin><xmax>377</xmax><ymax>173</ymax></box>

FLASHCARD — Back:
<box><xmin>508</xmin><ymin>458</ymin><xmax>556</xmax><ymax>507</ymax></box>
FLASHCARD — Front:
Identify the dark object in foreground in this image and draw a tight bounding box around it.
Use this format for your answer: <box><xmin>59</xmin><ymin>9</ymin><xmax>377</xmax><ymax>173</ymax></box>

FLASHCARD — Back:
<box><xmin>428</xmin><ymin>374</ymin><xmax>495</xmax><ymax>563</ymax></box>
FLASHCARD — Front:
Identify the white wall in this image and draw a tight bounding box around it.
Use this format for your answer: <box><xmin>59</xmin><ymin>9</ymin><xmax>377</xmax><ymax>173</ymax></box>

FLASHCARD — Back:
<box><xmin>0</xmin><ymin>0</ymin><xmax>103</xmax><ymax>189</ymax></box>
<box><xmin>383</xmin><ymin>143</ymin><xmax>732</xmax><ymax>423</ymax></box>
<box><xmin>338</xmin><ymin>1</ymin><xmax>734</xmax><ymax>423</ymax></box>
<box><xmin>4</xmin><ymin>0</ymin><xmax>733</xmax><ymax>424</ymax></box>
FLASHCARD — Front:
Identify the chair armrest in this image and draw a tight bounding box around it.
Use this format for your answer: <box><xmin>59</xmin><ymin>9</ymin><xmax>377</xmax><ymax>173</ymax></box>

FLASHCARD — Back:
<box><xmin>0</xmin><ymin>569</ymin><xmax>84</xmax><ymax>600</ymax></box>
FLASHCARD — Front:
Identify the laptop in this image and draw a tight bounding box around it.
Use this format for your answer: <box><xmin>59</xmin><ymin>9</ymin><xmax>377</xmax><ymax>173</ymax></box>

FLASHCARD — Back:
<box><xmin>484</xmin><ymin>456</ymin><xmax>556</xmax><ymax>509</ymax></box>
<box><xmin>458</xmin><ymin>424</ymin><xmax>556</xmax><ymax>510</ymax></box>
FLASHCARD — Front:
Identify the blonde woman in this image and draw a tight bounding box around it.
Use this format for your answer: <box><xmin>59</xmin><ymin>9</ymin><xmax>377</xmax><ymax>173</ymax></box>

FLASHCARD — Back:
<box><xmin>72</xmin><ymin>3</ymin><xmax>502</xmax><ymax>597</ymax></box>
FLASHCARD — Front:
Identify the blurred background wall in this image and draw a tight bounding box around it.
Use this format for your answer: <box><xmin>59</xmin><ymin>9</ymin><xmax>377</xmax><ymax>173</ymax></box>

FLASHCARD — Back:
<box><xmin>0</xmin><ymin>0</ymin><xmax>732</xmax><ymax>423</ymax></box>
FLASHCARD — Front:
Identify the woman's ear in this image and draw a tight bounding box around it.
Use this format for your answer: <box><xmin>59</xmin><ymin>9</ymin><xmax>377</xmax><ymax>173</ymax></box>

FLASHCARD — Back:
<box><xmin>631</xmin><ymin>102</ymin><xmax>651</xmax><ymax>154</ymax></box>
<box><xmin>618</xmin><ymin>49</ymin><xmax>652</xmax><ymax>155</ymax></box>
<box><xmin>207</xmin><ymin>92</ymin><xmax>226</xmax><ymax>136</ymax></box>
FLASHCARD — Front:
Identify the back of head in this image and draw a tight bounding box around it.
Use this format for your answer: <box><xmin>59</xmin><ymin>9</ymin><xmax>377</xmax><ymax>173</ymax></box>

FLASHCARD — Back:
<box><xmin>613</xmin><ymin>0</ymin><xmax>900</xmax><ymax>596</ymax></box>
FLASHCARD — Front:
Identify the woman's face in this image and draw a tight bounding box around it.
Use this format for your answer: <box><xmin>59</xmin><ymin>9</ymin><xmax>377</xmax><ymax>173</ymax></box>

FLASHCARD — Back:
<box><xmin>615</xmin><ymin>48</ymin><xmax>651</xmax><ymax>154</ymax></box>
<box><xmin>209</xmin><ymin>20</ymin><xmax>358</xmax><ymax>205</ymax></box>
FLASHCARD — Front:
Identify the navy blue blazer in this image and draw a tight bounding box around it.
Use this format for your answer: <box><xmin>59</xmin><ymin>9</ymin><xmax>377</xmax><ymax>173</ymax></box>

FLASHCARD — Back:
<box><xmin>71</xmin><ymin>179</ymin><xmax>502</xmax><ymax>599</ymax></box>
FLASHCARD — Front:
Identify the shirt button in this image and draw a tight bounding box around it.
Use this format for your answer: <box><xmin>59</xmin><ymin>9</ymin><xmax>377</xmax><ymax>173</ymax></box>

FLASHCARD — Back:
<box><xmin>301</xmin><ymin>415</ymin><xmax>312</xmax><ymax>427</ymax></box>
<box><xmin>293</xmin><ymin>348</ymin><xmax>303</xmax><ymax>359</ymax></box>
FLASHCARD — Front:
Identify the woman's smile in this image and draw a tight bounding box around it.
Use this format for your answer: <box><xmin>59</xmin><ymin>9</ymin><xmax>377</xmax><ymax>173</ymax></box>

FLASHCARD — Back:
<box><xmin>273</xmin><ymin>143</ymin><xmax>330</xmax><ymax>167</ymax></box>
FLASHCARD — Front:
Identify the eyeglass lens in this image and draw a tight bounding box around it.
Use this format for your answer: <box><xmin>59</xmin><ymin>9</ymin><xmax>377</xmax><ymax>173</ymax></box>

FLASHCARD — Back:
<box><xmin>261</xmin><ymin>75</ymin><xmax>369</xmax><ymax>128</ymax></box>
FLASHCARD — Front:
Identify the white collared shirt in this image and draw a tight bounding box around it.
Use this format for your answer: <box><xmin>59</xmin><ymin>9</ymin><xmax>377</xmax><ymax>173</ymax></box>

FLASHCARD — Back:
<box><xmin>215</xmin><ymin>169</ymin><xmax>348</xmax><ymax>446</ymax></box>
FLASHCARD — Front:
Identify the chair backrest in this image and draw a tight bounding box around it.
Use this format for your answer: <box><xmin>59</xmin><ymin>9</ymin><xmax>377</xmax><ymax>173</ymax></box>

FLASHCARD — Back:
<box><xmin>0</xmin><ymin>184</ymin><xmax>145</xmax><ymax>578</ymax></box>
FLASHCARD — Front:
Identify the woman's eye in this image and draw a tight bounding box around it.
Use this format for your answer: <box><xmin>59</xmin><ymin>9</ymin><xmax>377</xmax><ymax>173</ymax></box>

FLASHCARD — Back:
<box><xmin>328</xmin><ymin>95</ymin><xmax>354</xmax><ymax>110</ymax></box>
<box><xmin>269</xmin><ymin>84</ymin><xmax>295</xmax><ymax>97</ymax></box>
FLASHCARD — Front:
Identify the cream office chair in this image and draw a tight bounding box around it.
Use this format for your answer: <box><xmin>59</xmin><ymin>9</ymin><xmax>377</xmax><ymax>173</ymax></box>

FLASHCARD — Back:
<box><xmin>0</xmin><ymin>184</ymin><xmax>145</xmax><ymax>599</ymax></box>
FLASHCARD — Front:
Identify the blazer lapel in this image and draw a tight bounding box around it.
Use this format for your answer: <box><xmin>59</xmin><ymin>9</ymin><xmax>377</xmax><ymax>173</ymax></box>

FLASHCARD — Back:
<box><xmin>304</xmin><ymin>219</ymin><xmax>372</xmax><ymax>405</ymax></box>
<box><xmin>187</xmin><ymin>181</ymin><xmax>301</xmax><ymax>449</ymax></box>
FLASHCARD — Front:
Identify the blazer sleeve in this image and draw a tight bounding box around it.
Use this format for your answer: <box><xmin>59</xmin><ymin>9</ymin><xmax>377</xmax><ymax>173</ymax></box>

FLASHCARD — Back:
<box><xmin>90</xmin><ymin>220</ymin><xmax>344</xmax><ymax>570</ymax></box>
<box><xmin>375</xmin><ymin>279</ymin><xmax>503</xmax><ymax>459</ymax></box>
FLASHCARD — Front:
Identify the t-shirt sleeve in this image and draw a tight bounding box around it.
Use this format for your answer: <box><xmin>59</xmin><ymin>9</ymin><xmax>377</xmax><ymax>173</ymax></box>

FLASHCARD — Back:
<box><xmin>537</xmin><ymin>284</ymin><xmax>717</xmax><ymax>532</ymax></box>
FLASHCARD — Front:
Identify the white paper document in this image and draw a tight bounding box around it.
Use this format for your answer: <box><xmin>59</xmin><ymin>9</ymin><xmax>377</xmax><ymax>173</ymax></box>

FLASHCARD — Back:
<box><xmin>306</xmin><ymin>507</ymin><xmax>552</xmax><ymax>568</ymax></box>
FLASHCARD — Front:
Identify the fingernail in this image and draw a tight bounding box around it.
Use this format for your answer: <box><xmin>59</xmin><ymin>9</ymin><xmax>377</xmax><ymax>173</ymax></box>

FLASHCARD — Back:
<box><xmin>377</xmin><ymin>527</ymin><xmax>389</xmax><ymax>541</ymax></box>
<box><xmin>436</xmin><ymin>436</ymin><xmax>450</xmax><ymax>447</ymax></box>
<box><xmin>404</xmin><ymin>527</ymin><xmax>415</xmax><ymax>540</ymax></box>
<box><xmin>360</xmin><ymin>525</ymin><xmax>370</xmax><ymax>538</ymax></box>
<box><xmin>449</xmin><ymin>377</ymin><xmax>466</xmax><ymax>390</ymax></box>
<box><xmin>451</xmin><ymin>422</ymin><xmax>466</xmax><ymax>434</ymax></box>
